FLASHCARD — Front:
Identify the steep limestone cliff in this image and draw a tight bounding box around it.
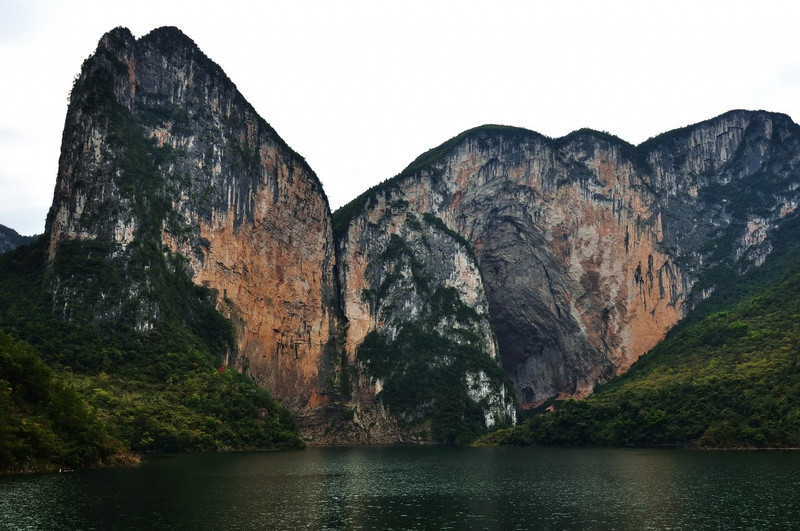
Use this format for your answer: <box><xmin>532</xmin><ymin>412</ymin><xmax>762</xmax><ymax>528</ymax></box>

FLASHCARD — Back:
<box><xmin>642</xmin><ymin>111</ymin><xmax>800</xmax><ymax>303</ymax></box>
<box><xmin>335</xmin><ymin>112</ymin><xmax>800</xmax><ymax>407</ymax></box>
<box><xmin>45</xmin><ymin>27</ymin><xmax>338</xmax><ymax>413</ymax></box>
<box><xmin>335</xmin><ymin>203</ymin><xmax>515</xmax><ymax>442</ymax></box>
<box><xmin>336</xmin><ymin>127</ymin><xmax>683</xmax><ymax>405</ymax></box>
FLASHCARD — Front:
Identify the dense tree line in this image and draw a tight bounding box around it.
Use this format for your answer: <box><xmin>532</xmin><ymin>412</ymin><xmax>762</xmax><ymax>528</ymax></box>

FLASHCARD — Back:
<box><xmin>0</xmin><ymin>238</ymin><xmax>303</xmax><ymax>474</ymax></box>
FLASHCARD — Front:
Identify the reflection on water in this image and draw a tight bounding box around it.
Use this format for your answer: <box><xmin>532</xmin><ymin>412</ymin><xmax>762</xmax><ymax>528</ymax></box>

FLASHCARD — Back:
<box><xmin>2</xmin><ymin>447</ymin><xmax>800</xmax><ymax>530</ymax></box>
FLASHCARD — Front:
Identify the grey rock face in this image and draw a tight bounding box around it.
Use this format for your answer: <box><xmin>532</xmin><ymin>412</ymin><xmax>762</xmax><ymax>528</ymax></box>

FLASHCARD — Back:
<box><xmin>476</xmin><ymin>214</ymin><xmax>607</xmax><ymax>404</ymax></box>
<box><xmin>644</xmin><ymin>111</ymin><xmax>800</xmax><ymax>303</ymax></box>
<box><xmin>336</xmin><ymin>205</ymin><xmax>515</xmax><ymax>441</ymax></box>
<box><xmin>335</xmin><ymin>112</ymin><xmax>800</xmax><ymax>406</ymax></box>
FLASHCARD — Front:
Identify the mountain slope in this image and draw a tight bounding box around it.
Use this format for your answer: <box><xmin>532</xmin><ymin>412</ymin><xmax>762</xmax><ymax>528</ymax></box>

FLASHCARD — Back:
<box><xmin>334</xmin><ymin>111</ymin><xmax>800</xmax><ymax>408</ymax></box>
<box><xmin>332</xmin><ymin>211</ymin><xmax>516</xmax><ymax>443</ymax></box>
<box><xmin>0</xmin><ymin>235</ymin><xmax>304</xmax><ymax>472</ymax></box>
<box><xmin>0</xmin><ymin>225</ymin><xmax>35</xmax><ymax>254</ymax></box>
<box><xmin>476</xmin><ymin>209</ymin><xmax>800</xmax><ymax>448</ymax></box>
<box><xmin>0</xmin><ymin>330</ymin><xmax>128</xmax><ymax>473</ymax></box>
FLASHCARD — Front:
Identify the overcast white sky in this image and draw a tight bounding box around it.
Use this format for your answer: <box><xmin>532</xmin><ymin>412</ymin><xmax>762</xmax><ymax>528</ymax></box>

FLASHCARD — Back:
<box><xmin>1</xmin><ymin>0</ymin><xmax>798</xmax><ymax>235</ymax></box>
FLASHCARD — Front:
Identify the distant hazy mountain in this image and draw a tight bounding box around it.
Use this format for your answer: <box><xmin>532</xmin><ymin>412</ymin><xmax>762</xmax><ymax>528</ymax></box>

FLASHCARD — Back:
<box><xmin>0</xmin><ymin>224</ymin><xmax>36</xmax><ymax>254</ymax></box>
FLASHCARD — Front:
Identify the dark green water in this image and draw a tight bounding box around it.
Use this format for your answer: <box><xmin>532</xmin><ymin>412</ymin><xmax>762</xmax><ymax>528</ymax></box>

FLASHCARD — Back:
<box><xmin>2</xmin><ymin>447</ymin><xmax>799</xmax><ymax>530</ymax></box>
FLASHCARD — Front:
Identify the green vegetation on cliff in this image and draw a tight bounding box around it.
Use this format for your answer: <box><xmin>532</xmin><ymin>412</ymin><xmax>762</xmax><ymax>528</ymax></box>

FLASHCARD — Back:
<box><xmin>357</xmin><ymin>222</ymin><xmax>513</xmax><ymax>444</ymax></box>
<box><xmin>0</xmin><ymin>238</ymin><xmax>303</xmax><ymax>474</ymax></box>
<box><xmin>358</xmin><ymin>323</ymin><xmax>507</xmax><ymax>444</ymax></box>
<box><xmin>477</xmin><ymin>213</ymin><xmax>800</xmax><ymax>448</ymax></box>
<box><xmin>0</xmin><ymin>331</ymin><xmax>127</xmax><ymax>473</ymax></box>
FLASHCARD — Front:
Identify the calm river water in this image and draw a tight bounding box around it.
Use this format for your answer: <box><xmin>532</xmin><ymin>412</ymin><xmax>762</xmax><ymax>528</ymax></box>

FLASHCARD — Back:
<box><xmin>2</xmin><ymin>446</ymin><xmax>799</xmax><ymax>530</ymax></box>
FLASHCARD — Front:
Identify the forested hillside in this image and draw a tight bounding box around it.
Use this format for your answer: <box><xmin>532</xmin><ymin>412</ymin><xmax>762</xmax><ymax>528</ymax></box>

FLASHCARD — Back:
<box><xmin>0</xmin><ymin>238</ymin><xmax>303</xmax><ymax>473</ymax></box>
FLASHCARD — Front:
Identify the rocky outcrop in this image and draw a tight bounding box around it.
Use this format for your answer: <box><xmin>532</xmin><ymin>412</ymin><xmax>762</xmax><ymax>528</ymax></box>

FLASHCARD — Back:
<box><xmin>336</xmin><ymin>128</ymin><xmax>684</xmax><ymax>405</ymax></box>
<box><xmin>335</xmin><ymin>112</ymin><xmax>800</xmax><ymax>407</ymax></box>
<box><xmin>45</xmin><ymin>27</ymin><xmax>338</xmax><ymax>413</ymax></box>
<box><xmin>642</xmin><ymin>111</ymin><xmax>800</xmax><ymax>304</ymax></box>
<box><xmin>335</xmin><ymin>205</ymin><xmax>515</xmax><ymax>442</ymax></box>
<box><xmin>45</xmin><ymin>26</ymin><xmax>519</xmax><ymax>443</ymax></box>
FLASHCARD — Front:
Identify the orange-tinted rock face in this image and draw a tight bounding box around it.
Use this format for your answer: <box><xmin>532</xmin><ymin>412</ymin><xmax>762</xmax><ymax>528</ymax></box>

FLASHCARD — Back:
<box><xmin>338</xmin><ymin>132</ymin><xmax>684</xmax><ymax>405</ymax></box>
<box><xmin>46</xmin><ymin>27</ymin><xmax>338</xmax><ymax>414</ymax></box>
<box><xmin>163</xmin><ymin>167</ymin><xmax>335</xmax><ymax>411</ymax></box>
<box><xmin>139</xmin><ymin>29</ymin><xmax>339</xmax><ymax>411</ymax></box>
<box><xmin>337</xmin><ymin>113</ymin><xmax>800</xmax><ymax>407</ymax></box>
